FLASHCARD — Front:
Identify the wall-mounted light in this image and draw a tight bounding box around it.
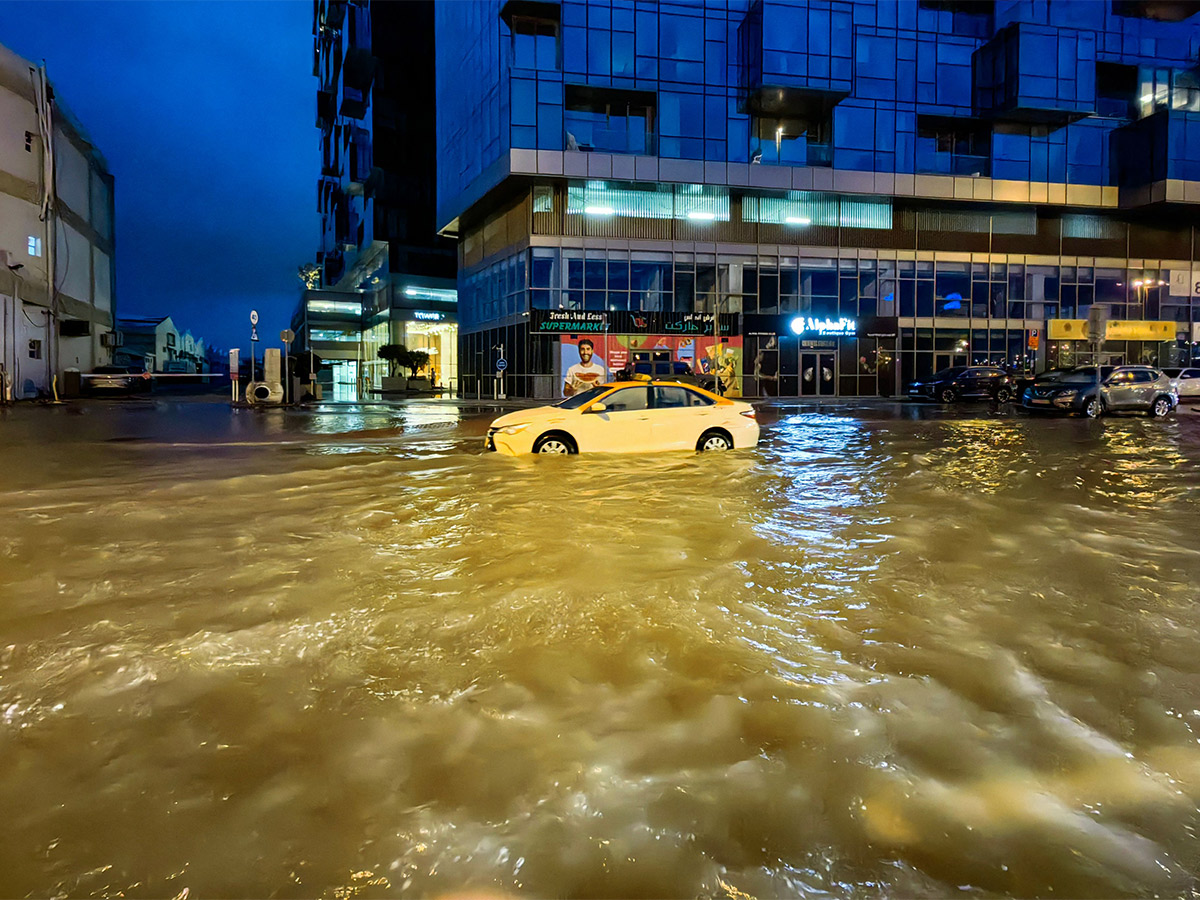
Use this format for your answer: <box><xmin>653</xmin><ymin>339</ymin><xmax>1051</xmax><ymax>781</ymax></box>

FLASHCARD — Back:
<box><xmin>584</xmin><ymin>205</ymin><xmax>615</xmax><ymax>216</ymax></box>
<box><xmin>784</xmin><ymin>216</ymin><xmax>811</xmax><ymax>226</ymax></box>
<box><xmin>687</xmin><ymin>211</ymin><xmax>715</xmax><ymax>221</ymax></box>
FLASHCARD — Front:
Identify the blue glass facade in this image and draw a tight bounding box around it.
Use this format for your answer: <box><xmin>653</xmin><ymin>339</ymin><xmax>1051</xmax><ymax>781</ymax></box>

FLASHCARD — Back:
<box><xmin>436</xmin><ymin>0</ymin><xmax>1200</xmax><ymax>399</ymax></box>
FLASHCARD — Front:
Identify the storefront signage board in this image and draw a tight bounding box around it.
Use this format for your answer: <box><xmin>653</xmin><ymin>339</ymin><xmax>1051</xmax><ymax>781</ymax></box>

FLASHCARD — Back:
<box><xmin>1049</xmin><ymin>319</ymin><xmax>1174</xmax><ymax>341</ymax></box>
<box><xmin>790</xmin><ymin>316</ymin><xmax>857</xmax><ymax>337</ymax></box>
<box><xmin>532</xmin><ymin>310</ymin><xmax>735</xmax><ymax>335</ymax></box>
<box><xmin>531</xmin><ymin>310</ymin><xmax>609</xmax><ymax>333</ymax></box>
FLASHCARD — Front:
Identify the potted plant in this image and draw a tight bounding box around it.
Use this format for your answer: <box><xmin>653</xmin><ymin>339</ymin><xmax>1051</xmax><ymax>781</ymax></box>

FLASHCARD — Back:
<box><xmin>406</xmin><ymin>349</ymin><xmax>431</xmax><ymax>391</ymax></box>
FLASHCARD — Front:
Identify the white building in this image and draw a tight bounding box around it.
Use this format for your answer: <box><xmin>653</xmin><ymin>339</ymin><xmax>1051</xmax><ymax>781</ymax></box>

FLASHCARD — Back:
<box><xmin>116</xmin><ymin>316</ymin><xmax>209</xmax><ymax>374</ymax></box>
<box><xmin>0</xmin><ymin>41</ymin><xmax>116</xmax><ymax>400</ymax></box>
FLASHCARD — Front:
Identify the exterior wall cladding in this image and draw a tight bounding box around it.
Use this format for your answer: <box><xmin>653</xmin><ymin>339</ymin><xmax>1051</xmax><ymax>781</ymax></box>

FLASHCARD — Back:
<box><xmin>436</xmin><ymin>0</ymin><xmax>1200</xmax><ymax>401</ymax></box>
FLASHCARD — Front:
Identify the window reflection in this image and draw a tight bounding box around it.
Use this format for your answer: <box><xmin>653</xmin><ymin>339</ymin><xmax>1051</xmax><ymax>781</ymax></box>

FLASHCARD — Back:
<box><xmin>564</xmin><ymin>86</ymin><xmax>655</xmax><ymax>155</ymax></box>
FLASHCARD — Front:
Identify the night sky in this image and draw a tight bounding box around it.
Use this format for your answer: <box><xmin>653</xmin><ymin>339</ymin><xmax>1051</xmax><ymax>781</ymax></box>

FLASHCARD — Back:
<box><xmin>2</xmin><ymin>1</ymin><xmax>315</xmax><ymax>354</ymax></box>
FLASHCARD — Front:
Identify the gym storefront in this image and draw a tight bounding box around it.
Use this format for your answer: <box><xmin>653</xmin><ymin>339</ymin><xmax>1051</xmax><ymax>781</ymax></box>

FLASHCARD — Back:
<box><xmin>742</xmin><ymin>315</ymin><xmax>899</xmax><ymax>397</ymax></box>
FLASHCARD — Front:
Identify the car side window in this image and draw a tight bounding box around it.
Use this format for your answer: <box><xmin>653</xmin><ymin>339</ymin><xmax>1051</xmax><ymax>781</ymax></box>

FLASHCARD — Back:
<box><xmin>1108</xmin><ymin>370</ymin><xmax>1134</xmax><ymax>384</ymax></box>
<box><xmin>1131</xmin><ymin>370</ymin><xmax>1155</xmax><ymax>384</ymax></box>
<box><xmin>653</xmin><ymin>386</ymin><xmax>690</xmax><ymax>408</ymax></box>
<box><xmin>1182</xmin><ymin>370</ymin><xmax>1200</xmax><ymax>380</ymax></box>
<box><xmin>601</xmin><ymin>387</ymin><xmax>649</xmax><ymax>412</ymax></box>
<box><xmin>654</xmin><ymin>386</ymin><xmax>715</xmax><ymax>408</ymax></box>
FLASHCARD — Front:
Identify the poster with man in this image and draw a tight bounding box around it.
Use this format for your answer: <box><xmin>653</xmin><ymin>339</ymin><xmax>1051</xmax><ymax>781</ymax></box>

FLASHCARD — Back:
<box><xmin>561</xmin><ymin>337</ymin><xmax>608</xmax><ymax>396</ymax></box>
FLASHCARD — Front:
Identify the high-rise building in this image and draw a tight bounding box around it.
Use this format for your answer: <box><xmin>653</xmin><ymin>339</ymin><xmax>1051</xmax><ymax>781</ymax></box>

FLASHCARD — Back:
<box><xmin>300</xmin><ymin>0</ymin><xmax>458</xmax><ymax>401</ymax></box>
<box><xmin>0</xmin><ymin>41</ymin><xmax>116</xmax><ymax>400</ymax></box>
<box><xmin>436</xmin><ymin>0</ymin><xmax>1200</xmax><ymax>400</ymax></box>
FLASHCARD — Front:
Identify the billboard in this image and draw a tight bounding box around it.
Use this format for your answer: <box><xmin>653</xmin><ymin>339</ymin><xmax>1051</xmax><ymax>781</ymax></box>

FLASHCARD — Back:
<box><xmin>557</xmin><ymin>333</ymin><xmax>744</xmax><ymax>397</ymax></box>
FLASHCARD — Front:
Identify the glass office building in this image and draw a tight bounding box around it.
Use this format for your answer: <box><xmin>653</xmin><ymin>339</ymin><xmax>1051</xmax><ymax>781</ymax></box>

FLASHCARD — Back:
<box><xmin>436</xmin><ymin>0</ymin><xmax>1200</xmax><ymax>399</ymax></box>
<box><xmin>299</xmin><ymin>0</ymin><xmax>458</xmax><ymax>399</ymax></box>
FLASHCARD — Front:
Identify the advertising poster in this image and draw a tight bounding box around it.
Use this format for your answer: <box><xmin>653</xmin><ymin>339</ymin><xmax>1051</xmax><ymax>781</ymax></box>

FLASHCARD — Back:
<box><xmin>557</xmin><ymin>334</ymin><xmax>743</xmax><ymax>397</ymax></box>
<box><xmin>559</xmin><ymin>336</ymin><xmax>609</xmax><ymax>396</ymax></box>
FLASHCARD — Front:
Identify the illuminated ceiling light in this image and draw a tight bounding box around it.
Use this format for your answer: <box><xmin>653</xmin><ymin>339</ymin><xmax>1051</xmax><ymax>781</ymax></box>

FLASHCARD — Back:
<box><xmin>784</xmin><ymin>216</ymin><xmax>811</xmax><ymax>225</ymax></box>
<box><xmin>584</xmin><ymin>205</ymin><xmax>615</xmax><ymax>216</ymax></box>
<box><xmin>687</xmin><ymin>211</ymin><xmax>716</xmax><ymax>221</ymax></box>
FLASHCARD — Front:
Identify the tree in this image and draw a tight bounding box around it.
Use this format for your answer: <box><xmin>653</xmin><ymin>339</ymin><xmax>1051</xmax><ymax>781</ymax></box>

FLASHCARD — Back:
<box><xmin>378</xmin><ymin>344</ymin><xmax>408</xmax><ymax>378</ymax></box>
<box><xmin>407</xmin><ymin>349</ymin><xmax>430</xmax><ymax>377</ymax></box>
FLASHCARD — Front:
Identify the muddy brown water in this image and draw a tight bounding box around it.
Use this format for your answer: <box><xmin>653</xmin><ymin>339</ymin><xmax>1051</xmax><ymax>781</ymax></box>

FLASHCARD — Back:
<box><xmin>2</xmin><ymin>398</ymin><xmax>1200</xmax><ymax>898</ymax></box>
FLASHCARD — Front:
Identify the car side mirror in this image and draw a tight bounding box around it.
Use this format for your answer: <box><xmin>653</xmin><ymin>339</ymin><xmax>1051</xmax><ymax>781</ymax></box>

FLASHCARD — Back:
<box><xmin>588</xmin><ymin>402</ymin><xmax>607</xmax><ymax>413</ymax></box>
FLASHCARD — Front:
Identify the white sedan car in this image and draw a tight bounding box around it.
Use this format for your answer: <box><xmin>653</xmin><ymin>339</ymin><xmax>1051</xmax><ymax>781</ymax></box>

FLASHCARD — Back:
<box><xmin>485</xmin><ymin>381</ymin><xmax>760</xmax><ymax>455</ymax></box>
<box><xmin>1162</xmin><ymin>367</ymin><xmax>1200</xmax><ymax>401</ymax></box>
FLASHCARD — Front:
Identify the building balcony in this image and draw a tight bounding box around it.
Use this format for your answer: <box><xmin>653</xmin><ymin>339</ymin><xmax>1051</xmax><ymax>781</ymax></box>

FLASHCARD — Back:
<box><xmin>737</xmin><ymin>0</ymin><xmax>852</xmax><ymax>121</ymax></box>
<box><xmin>317</xmin><ymin>89</ymin><xmax>336</xmax><ymax>131</ymax></box>
<box><xmin>973</xmin><ymin>24</ymin><xmax>1096</xmax><ymax>126</ymax></box>
<box><xmin>1113</xmin><ymin>109</ymin><xmax>1200</xmax><ymax>192</ymax></box>
<box><xmin>806</xmin><ymin>142</ymin><xmax>833</xmax><ymax>168</ymax></box>
<box><xmin>343</xmin><ymin>46</ymin><xmax>377</xmax><ymax>94</ymax></box>
<box><xmin>320</xmin><ymin>0</ymin><xmax>345</xmax><ymax>31</ymax></box>
<box><xmin>340</xmin><ymin>84</ymin><xmax>369</xmax><ymax>120</ymax></box>
<box><xmin>917</xmin><ymin>153</ymin><xmax>991</xmax><ymax>177</ymax></box>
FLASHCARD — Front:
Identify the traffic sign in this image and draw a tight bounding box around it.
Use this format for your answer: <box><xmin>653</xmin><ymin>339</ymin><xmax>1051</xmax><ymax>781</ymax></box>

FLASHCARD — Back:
<box><xmin>495</xmin><ymin>358</ymin><xmax>508</xmax><ymax>372</ymax></box>
<box><xmin>280</xmin><ymin>329</ymin><xmax>295</xmax><ymax>343</ymax></box>
<box><xmin>250</xmin><ymin>309</ymin><xmax>259</xmax><ymax>325</ymax></box>
<box><xmin>251</xmin><ymin>327</ymin><xmax>260</xmax><ymax>343</ymax></box>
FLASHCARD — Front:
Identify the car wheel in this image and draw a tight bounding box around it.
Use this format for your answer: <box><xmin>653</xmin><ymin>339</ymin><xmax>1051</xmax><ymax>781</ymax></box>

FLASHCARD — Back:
<box><xmin>1084</xmin><ymin>398</ymin><xmax>1104</xmax><ymax>419</ymax></box>
<box><xmin>697</xmin><ymin>430</ymin><xmax>733</xmax><ymax>452</ymax></box>
<box><xmin>533</xmin><ymin>433</ymin><xmax>575</xmax><ymax>454</ymax></box>
<box><xmin>1151</xmin><ymin>396</ymin><xmax>1172</xmax><ymax>418</ymax></box>
<box><xmin>994</xmin><ymin>387</ymin><xmax>1012</xmax><ymax>403</ymax></box>
<box><xmin>939</xmin><ymin>388</ymin><xmax>956</xmax><ymax>403</ymax></box>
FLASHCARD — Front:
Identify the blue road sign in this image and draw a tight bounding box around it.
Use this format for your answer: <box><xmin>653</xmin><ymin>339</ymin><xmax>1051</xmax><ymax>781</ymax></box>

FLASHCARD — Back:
<box><xmin>495</xmin><ymin>358</ymin><xmax>508</xmax><ymax>372</ymax></box>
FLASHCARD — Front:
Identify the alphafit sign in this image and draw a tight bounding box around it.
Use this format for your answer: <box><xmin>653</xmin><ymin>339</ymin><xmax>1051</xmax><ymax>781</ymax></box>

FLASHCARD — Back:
<box><xmin>789</xmin><ymin>316</ymin><xmax>857</xmax><ymax>337</ymax></box>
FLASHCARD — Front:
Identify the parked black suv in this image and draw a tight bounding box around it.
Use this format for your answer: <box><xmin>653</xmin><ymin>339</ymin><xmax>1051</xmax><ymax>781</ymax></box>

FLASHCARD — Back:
<box><xmin>906</xmin><ymin>366</ymin><xmax>1016</xmax><ymax>403</ymax></box>
<box><xmin>1021</xmin><ymin>365</ymin><xmax>1177</xmax><ymax>418</ymax></box>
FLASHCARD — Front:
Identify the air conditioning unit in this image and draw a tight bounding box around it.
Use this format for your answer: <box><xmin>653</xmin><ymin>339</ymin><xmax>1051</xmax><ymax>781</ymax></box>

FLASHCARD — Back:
<box><xmin>100</xmin><ymin>331</ymin><xmax>123</xmax><ymax>347</ymax></box>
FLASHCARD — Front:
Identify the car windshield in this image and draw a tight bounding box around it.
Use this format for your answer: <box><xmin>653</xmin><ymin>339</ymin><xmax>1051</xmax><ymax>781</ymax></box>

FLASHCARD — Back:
<box><xmin>553</xmin><ymin>385</ymin><xmax>610</xmax><ymax>410</ymax></box>
<box><xmin>932</xmin><ymin>367</ymin><xmax>966</xmax><ymax>378</ymax></box>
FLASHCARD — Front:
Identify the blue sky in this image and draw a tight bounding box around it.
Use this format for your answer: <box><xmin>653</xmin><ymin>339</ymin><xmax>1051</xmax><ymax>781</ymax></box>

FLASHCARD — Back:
<box><xmin>2</xmin><ymin>0</ymin><xmax>314</xmax><ymax>353</ymax></box>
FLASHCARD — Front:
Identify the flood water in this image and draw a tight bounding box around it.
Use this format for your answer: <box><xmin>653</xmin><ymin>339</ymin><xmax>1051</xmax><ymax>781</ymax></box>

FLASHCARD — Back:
<box><xmin>2</xmin><ymin>396</ymin><xmax>1200</xmax><ymax>898</ymax></box>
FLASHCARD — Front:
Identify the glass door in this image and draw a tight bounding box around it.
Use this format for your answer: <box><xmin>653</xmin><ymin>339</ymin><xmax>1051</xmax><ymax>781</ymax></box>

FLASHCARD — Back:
<box><xmin>800</xmin><ymin>352</ymin><xmax>836</xmax><ymax>396</ymax></box>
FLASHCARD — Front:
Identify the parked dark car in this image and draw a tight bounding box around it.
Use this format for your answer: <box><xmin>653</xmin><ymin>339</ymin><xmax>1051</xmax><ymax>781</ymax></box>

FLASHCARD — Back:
<box><xmin>1014</xmin><ymin>367</ymin><xmax>1072</xmax><ymax>395</ymax></box>
<box><xmin>631</xmin><ymin>360</ymin><xmax>716</xmax><ymax>391</ymax></box>
<box><xmin>906</xmin><ymin>366</ymin><xmax>1016</xmax><ymax>403</ymax></box>
<box><xmin>1021</xmin><ymin>365</ymin><xmax>1177</xmax><ymax>418</ymax></box>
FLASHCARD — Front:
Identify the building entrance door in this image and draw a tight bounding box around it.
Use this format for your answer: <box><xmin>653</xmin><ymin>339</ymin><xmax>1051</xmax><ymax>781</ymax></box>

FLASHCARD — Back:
<box><xmin>330</xmin><ymin>360</ymin><xmax>358</xmax><ymax>401</ymax></box>
<box><xmin>800</xmin><ymin>351</ymin><xmax>836</xmax><ymax>396</ymax></box>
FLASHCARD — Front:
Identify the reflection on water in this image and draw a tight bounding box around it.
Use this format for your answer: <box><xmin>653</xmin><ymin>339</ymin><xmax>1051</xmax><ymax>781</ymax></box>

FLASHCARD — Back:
<box><xmin>2</xmin><ymin>399</ymin><xmax>1200</xmax><ymax>897</ymax></box>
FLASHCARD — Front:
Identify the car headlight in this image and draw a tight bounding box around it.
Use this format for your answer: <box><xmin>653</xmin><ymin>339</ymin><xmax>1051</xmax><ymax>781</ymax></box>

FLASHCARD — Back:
<box><xmin>1055</xmin><ymin>390</ymin><xmax>1077</xmax><ymax>399</ymax></box>
<box><xmin>498</xmin><ymin>423</ymin><xmax>531</xmax><ymax>435</ymax></box>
